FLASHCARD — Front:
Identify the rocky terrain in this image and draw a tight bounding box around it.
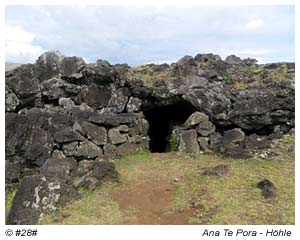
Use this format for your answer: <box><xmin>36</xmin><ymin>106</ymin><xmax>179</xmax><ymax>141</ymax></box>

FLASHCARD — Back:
<box><xmin>5</xmin><ymin>51</ymin><xmax>295</xmax><ymax>224</ymax></box>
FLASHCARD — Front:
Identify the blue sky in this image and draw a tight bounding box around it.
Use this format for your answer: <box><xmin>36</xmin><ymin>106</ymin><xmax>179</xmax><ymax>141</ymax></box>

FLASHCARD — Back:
<box><xmin>5</xmin><ymin>5</ymin><xmax>295</xmax><ymax>65</ymax></box>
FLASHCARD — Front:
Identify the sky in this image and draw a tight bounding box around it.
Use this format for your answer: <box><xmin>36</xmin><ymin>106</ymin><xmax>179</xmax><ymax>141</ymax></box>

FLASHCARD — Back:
<box><xmin>5</xmin><ymin>5</ymin><xmax>295</xmax><ymax>66</ymax></box>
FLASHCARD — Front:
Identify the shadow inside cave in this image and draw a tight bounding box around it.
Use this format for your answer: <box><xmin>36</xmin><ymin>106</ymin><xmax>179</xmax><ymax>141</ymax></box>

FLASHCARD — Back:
<box><xmin>143</xmin><ymin>100</ymin><xmax>197</xmax><ymax>152</ymax></box>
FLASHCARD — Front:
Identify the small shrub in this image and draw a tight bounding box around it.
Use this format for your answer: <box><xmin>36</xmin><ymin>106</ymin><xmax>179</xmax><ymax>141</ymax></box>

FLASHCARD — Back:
<box><xmin>223</xmin><ymin>73</ymin><xmax>231</xmax><ymax>82</ymax></box>
<box><xmin>166</xmin><ymin>134</ymin><xmax>179</xmax><ymax>152</ymax></box>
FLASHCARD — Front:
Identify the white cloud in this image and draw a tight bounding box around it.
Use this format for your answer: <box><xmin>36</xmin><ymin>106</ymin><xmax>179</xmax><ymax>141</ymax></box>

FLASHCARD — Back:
<box><xmin>5</xmin><ymin>6</ymin><xmax>294</xmax><ymax>64</ymax></box>
<box><xmin>246</xmin><ymin>19</ymin><xmax>264</xmax><ymax>29</ymax></box>
<box><xmin>234</xmin><ymin>49</ymin><xmax>274</xmax><ymax>55</ymax></box>
<box><xmin>255</xmin><ymin>58</ymin><xmax>266</xmax><ymax>64</ymax></box>
<box><xmin>5</xmin><ymin>24</ymin><xmax>45</xmax><ymax>63</ymax></box>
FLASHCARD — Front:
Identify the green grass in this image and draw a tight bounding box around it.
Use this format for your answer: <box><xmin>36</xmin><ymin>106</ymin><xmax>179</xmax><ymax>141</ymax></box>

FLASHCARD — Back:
<box><xmin>127</xmin><ymin>64</ymin><xmax>174</xmax><ymax>87</ymax></box>
<box><xmin>5</xmin><ymin>188</ymin><xmax>17</xmax><ymax>217</ymax></box>
<box><xmin>37</xmin><ymin>135</ymin><xmax>294</xmax><ymax>224</ymax></box>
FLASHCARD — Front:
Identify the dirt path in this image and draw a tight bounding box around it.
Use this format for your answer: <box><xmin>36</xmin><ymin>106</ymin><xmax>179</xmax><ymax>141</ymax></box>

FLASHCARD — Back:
<box><xmin>112</xmin><ymin>180</ymin><xmax>192</xmax><ymax>224</ymax></box>
<box><xmin>111</xmin><ymin>153</ymin><xmax>193</xmax><ymax>224</ymax></box>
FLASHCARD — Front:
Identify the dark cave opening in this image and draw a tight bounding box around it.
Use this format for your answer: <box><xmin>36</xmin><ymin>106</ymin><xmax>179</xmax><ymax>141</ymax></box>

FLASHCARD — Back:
<box><xmin>143</xmin><ymin>101</ymin><xmax>197</xmax><ymax>153</ymax></box>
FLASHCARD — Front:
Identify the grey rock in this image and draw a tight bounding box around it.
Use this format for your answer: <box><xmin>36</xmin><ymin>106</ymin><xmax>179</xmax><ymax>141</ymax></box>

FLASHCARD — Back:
<box><xmin>228</xmin><ymin>83</ymin><xmax>294</xmax><ymax>130</ymax></box>
<box><xmin>126</xmin><ymin>97</ymin><xmax>142</xmax><ymax>113</ymax></box>
<box><xmin>91</xmin><ymin>160</ymin><xmax>119</xmax><ymax>182</ymax></box>
<box><xmin>73</xmin><ymin>175</ymin><xmax>98</xmax><ymax>190</ymax></box>
<box><xmin>108</xmin><ymin>88</ymin><xmax>130</xmax><ymax>113</ymax></box>
<box><xmin>51</xmin><ymin>150</ymin><xmax>66</xmax><ymax>159</ymax></box>
<box><xmin>198</xmin><ymin>137</ymin><xmax>211</xmax><ymax>153</ymax></box>
<box><xmin>77</xmin><ymin>84</ymin><xmax>111</xmax><ymax>109</ymax></box>
<box><xmin>7</xmin><ymin>174</ymin><xmax>78</xmax><ymax>225</ymax></box>
<box><xmin>128</xmin><ymin>118</ymin><xmax>149</xmax><ymax>136</ymax></box>
<box><xmin>76</xmin><ymin>140</ymin><xmax>103</xmax><ymax>159</ymax></box>
<box><xmin>209</xmin><ymin>132</ymin><xmax>222</xmax><ymax>151</ymax></box>
<box><xmin>5</xmin><ymin>161</ymin><xmax>21</xmax><ymax>184</ymax></box>
<box><xmin>63</xmin><ymin>139</ymin><xmax>104</xmax><ymax>159</ymax></box>
<box><xmin>6</xmin><ymin>113</ymin><xmax>54</xmax><ymax>166</ymax></box>
<box><xmin>103</xmin><ymin>143</ymin><xmax>117</xmax><ymax>155</ymax></box>
<box><xmin>58</xmin><ymin>97</ymin><xmax>75</xmax><ymax>109</ymax></box>
<box><xmin>222</xmin><ymin>128</ymin><xmax>245</xmax><ymax>144</ymax></box>
<box><xmin>77</xmin><ymin>160</ymin><xmax>94</xmax><ymax>177</ymax></box>
<box><xmin>72</xmin><ymin>121</ymin><xmax>84</xmax><ymax>135</ymax></box>
<box><xmin>41</xmin><ymin>77</ymin><xmax>82</xmax><ymax>101</ymax></box>
<box><xmin>22</xmin><ymin>127</ymin><xmax>54</xmax><ymax>166</ymax></box>
<box><xmin>5</xmin><ymin>87</ymin><xmax>20</xmax><ymax>112</ymax></box>
<box><xmin>81</xmin><ymin>121</ymin><xmax>107</xmax><ymax>145</ymax></box>
<box><xmin>179</xmin><ymin>129</ymin><xmax>199</xmax><ymax>153</ymax></box>
<box><xmin>54</xmin><ymin>127</ymin><xmax>85</xmax><ymax>143</ymax></box>
<box><xmin>184</xmin><ymin>112</ymin><xmax>209</xmax><ymax>128</ymax></box>
<box><xmin>35</xmin><ymin>51</ymin><xmax>65</xmax><ymax>81</ymax></box>
<box><xmin>108</xmin><ymin>126</ymin><xmax>128</xmax><ymax>144</ymax></box>
<box><xmin>116</xmin><ymin>142</ymin><xmax>141</xmax><ymax>156</ymax></box>
<box><xmin>62</xmin><ymin>142</ymin><xmax>78</xmax><ymax>157</ymax></box>
<box><xmin>225</xmin><ymin>55</ymin><xmax>242</xmax><ymax>64</ymax></box>
<box><xmin>5</xmin><ymin>64</ymin><xmax>41</xmax><ymax>108</ymax></box>
<box><xmin>196</xmin><ymin>120</ymin><xmax>215</xmax><ymax>136</ymax></box>
<box><xmin>83</xmin><ymin>59</ymin><xmax>116</xmax><ymax>85</ymax></box>
<box><xmin>195</xmin><ymin>53</ymin><xmax>222</xmax><ymax>62</ymax></box>
<box><xmin>257</xmin><ymin>179</ymin><xmax>276</xmax><ymax>199</ymax></box>
<box><xmin>40</xmin><ymin>157</ymin><xmax>77</xmax><ymax>180</ymax></box>
<box><xmin>88</xmin><ymin>112</ymin><xmax>140</xmax><ymax>127</ymax></box>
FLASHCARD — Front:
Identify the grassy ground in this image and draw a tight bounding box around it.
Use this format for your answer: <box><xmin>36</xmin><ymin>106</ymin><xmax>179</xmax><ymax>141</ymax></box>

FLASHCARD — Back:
<box><xmin>38</xmin><ymin>135</ymin><xmax>294</xmax><ymax>225</ymax></box>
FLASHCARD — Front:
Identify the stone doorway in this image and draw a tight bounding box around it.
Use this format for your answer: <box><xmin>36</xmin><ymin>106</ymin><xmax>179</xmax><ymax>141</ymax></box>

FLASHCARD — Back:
<box><xmin>143</xmin><ymin>101</ymin><xmax>197</xmax><ymax>152</ymax></box>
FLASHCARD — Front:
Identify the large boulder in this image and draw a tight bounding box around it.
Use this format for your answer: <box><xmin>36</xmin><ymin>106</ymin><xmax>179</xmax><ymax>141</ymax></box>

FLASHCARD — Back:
<box><xmin>82</xmin><ymin>59</ymin><xmax>116</xmax><ymax>85</ymax></box>
<box><xmin>40</xmin><ymin>157</ymin><xmax>78</xmax><ymax>180</ymax></box>
<box><xmin>196</xmin><ymin>120</ymin><xmax>215</xmax><ymax>136</ymax></box>
<box><xmin>5</xmin><ymin>113</ymin><xmax>54</xmax><ymax>166</ymax></box>
<box><xmin>76</xmin><ymin>84</ymin><xmax>111</xmax><ymax>109</ymax></box>
<box><xmin>198</xmin><ymin>137</ymin><xmax>211</xmax><ymax>153</ymax></box>
<box><xmin>116</xmin><ymin>142</ymin><xmax>142</xmax><ymax>156</ymax></box>
<box><xmin>91</xmin><ymin>160</ymin><xmax>119</xmax><ymax>182</ymax></box>
<box><xmin>81</xmin><ymin>121</ymin><xmax>107</xmax><ymax>145</ymax></box>
<box><xmin>62</xmin><ymin>140</ymin><xmax>103</xmax><ymax>159</ymax></box>
<box><xmin>184</xmin><ymin>112</ymin><xmax>209</xmax><ymax>128</ymax></box>
<box><xmin>179</xmin><ymin>129</ymin><xmax>200</xmax><ymax>153</ymax></box>
<box><xmin>35</xmin><ymin>51</ymin><xmax>65</xmax><ymax>81</ymax></box>
<box><xmin>41</xmin><ymin>77</ymin><xmax>82</xmax><ymax>101</ymax></box>
<box><xmin>54</xmin><ymin>128</ymin><xmax>85</xmax><ymax>143</ymax></box>
<box><xmin>75</xmin><ymin>140</ymin><xmax>104</xmax><ymax>159</ymax></box>
<box><xmin>219</xmin><ymin>128</ymin><xmax>248</xmax><ymax>158</ymax></box>
<box><xmin>7</xmin><ymin>174</ymin><xmax>78</xmax><ymax>225</ymax></box>
<box><xmin>5</xmin><ymin>64</ymin><xmax>41</xmax><ymax>108</ymax></box>
<box><xmin>195</xmin><ymin>53</ymin><xmax>222</xmax><ymax>62</ymax></box>
<box><xmin>183</xmin><ymin>86</ymin><xmax>231</xmax><ymax>123</ymax></box>
<box><xmin>228</xmin><ymin>82</ymin><xmax>294</xmax><ymax>131</ymax></box>
<box><xmin>222</xmin><ymin>128</ymin><xmax>245</xmax><ymax>144</ymax></box>
<box><xmin>108</xmin><ymin>125</ymin><xmax>129</xmax><ymax>144</ymax></box>
<box><xmin>225</xmin><ymin>55</ymin><xmax>242</xmax><ymax>64</ymax></box>
<box><xmin>108</xmin><ymin>87</ymin><xmax>130</xmax><ymax>113</ymax></box>
<box><xmin>21</xmin><ymin>127</ymin><xmax>54</xmax><ymax>166</ymax></box>
<box><xmin>35</xmin><ymin>51</ymin><xmax>85</xmax><ymax>82</ymax></box>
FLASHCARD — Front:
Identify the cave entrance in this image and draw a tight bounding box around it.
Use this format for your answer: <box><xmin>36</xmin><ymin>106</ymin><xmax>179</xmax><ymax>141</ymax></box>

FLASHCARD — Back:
<box><xmin>143</xmin><ymin>101</ymin><xmax>197</xmax><ymax>153</ymax></box>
